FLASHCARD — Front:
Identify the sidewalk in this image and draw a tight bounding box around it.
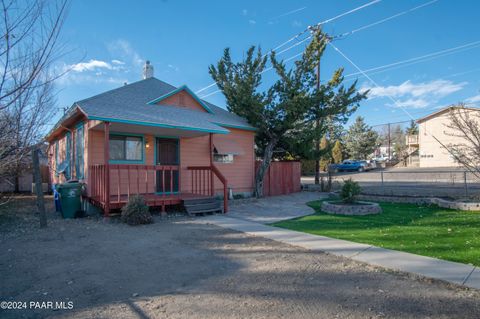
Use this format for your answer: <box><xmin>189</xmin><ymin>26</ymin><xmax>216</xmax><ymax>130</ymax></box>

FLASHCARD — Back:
<box><xmin>198</xmin><ymin>215</ymin><xmax>479</xmax><ymax>290</ymax></box>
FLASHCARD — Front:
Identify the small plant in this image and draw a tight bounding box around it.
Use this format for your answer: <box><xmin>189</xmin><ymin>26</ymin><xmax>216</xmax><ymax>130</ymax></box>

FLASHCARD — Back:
<box><xmin>121</xmin><ymin>195</ymin><xmax>153</xmax><ymax>226</ymax></box>
<box><xmin>340</xmin><ymin>178</ymin><xmax>361</xmax><ymax>204</ymax></box>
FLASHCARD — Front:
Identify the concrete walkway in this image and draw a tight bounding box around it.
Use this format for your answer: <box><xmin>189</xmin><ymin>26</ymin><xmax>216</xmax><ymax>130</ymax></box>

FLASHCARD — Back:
<box><xmin>198</xmin><ymin>211</ymin><xmax>479</xmax><ymax>290</ymax></box>
<box><xmin>228</xmin><ymin>192</ymin><xmax>325</xmax><ymax>224</ymax></box>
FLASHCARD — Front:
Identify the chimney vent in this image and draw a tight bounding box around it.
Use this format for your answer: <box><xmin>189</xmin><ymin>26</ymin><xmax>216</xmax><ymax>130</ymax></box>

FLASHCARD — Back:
<box><xmin>143</xmin><ymin>60</ymin><xmax>154</xmax><ymax>79</ymax></box>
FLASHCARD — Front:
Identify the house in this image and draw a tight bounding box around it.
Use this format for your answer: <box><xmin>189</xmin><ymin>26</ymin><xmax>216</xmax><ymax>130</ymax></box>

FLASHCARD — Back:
<box><xmin>0</xmin><ymin>143</ymin><xmax>49</xmax><ymax>193</ymax></box>
<box><xmin>46</xmin><ymin>63</ymin><xmax>256</xmax><ymax>216</ymax></box>
<box><xmin>407</xmin><ymin>105</ymin><xmax>480</xmax><ymax>168</ymax></box>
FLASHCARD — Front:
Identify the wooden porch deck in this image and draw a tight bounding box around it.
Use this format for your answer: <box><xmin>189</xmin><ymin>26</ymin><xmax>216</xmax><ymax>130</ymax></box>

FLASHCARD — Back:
<box><xmin>88</xmin><ymin>192</ymin><xmax>211</xmax><ymax>211</ymax></box>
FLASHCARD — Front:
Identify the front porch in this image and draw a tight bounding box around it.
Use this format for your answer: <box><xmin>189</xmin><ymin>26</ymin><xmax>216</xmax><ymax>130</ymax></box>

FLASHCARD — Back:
<box><xmin>86</xmin><ymin>120</ymin><xmax>229</xmax><ymax>216</ymax></box>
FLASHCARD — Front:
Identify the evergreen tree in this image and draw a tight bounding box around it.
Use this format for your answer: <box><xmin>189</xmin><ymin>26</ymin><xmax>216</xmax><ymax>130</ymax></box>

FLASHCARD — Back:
<box><xmin>406</xmin><ymin>120</ymin><xmax>419</xmax><ymax>135</ymax></box>
<box><xmin>332</xmin><ymin>140</ymin><xmax>343</xmax><ymax>164</ymax></box>
<box><xmin>344</xmin><ymin>116</ymin><xmax>379</xmax><ymax>160</ymax></box>
<box><xmin>209</xmin><ymin>30</ymin><xmax>326</xmax><ymax>197</ymax></box>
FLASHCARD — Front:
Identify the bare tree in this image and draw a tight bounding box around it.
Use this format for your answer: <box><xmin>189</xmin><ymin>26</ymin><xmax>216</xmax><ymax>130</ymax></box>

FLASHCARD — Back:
<box><xmin>0</xmin><ymin>0</ymin><xmax>68</xmax><ymax>110</ymax></box>
<box><xmin>446</xmin><ymin>104</ymin><xmax>480</xmax><ymax>178</ymax></box>
<box><xmin>0</xmin><ymin>0</ymin><xmax>68</xmax><ymax>203</ymax></box>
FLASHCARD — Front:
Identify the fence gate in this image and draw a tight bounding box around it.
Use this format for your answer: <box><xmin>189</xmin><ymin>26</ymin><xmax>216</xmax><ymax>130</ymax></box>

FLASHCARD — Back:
<box><xmin>256</xmin><ymin>161</ymin><xmax>301</xmax><ymax>196</ymax></box>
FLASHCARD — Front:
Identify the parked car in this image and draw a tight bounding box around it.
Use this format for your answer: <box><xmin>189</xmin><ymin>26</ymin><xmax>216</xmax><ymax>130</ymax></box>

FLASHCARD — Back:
<box><xmin>330</xmin><ymin>160</ymin><xmax>368</xmax><ymax>173</ymax></box>
<box><xmin>362</xmin><ymin>160</ymin><xmax>377</xmax><ymax>171</ymax></box>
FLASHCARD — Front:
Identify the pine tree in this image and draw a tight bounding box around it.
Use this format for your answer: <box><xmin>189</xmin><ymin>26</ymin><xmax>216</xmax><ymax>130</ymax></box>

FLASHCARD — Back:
<box><xmin>344</xmin><ymin>116</ymin><xmax>379</xmax><ymax>160</ymax></box>
<box><xmin>406</xmin><ymin>120</ymin><xmax>419</xmax><ymax>135</ymax></box>
<box><xmin>209</xmin><ymin>30</ymin><xmax>327</xmax><ymax>197</ymax></box>
<box><xmin>332</xmin><ymin>140</ymin><xmax>343</xmax><ymax>164</ymax></box>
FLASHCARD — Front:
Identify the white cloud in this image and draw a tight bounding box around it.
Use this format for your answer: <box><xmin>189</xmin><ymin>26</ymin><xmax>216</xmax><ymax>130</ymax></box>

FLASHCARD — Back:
<box><xmin>390</xmin><ymin>98</ymin><xmax>430</xmax><ymax>109</ymax></box>
<box><xmin>107</xmin><ymin>39</ymin><xmax>143</xmax><ymax>68</ymax></box>
<box><xmin>466</xmin><ymin>94</ymin><xmax>480</xmax><ymax>103</ymax></box>
<box><xmin>362</xmin><ymin>79</ymin><xmax>467</xmax><ymax>109</ymax></box>
<box><xmin>365</xmin><ymin>80</ymin><xmax>466</xmax><ymax>99</ymax></box>
<box><xmin>167</xmin><ymin>64</ymin><xmax>179</xmax><ymax>72</ymax></box>
<box><xmin>248</xmin><ymin>19</ymin><xmax>256</xmax><ymax>25</ymax></box>
<box><xmin>70</xmin><ymin>59</ymin><xmax>112</xmax><ymax>72</ymax></box>
<box><xmin>292</xmin><ymin>20</ymin><xmax>302</xmax><ymax>28</ymax></box>
<box><xmin>111</xmin><ymin>59</ymin><xmax>125</xmax><ymax>65</ymax></box>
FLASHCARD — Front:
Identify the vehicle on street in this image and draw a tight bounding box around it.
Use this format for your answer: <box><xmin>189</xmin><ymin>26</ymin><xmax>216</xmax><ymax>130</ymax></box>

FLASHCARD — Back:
<box><xmin>330</xmin><ymin>160</ymin><xmax>368</xmax><ymax>173</ymax></box>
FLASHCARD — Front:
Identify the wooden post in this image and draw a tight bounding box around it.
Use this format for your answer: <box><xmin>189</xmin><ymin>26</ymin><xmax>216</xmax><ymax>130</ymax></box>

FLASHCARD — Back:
<box><xmin>209</xmin><ymin>133</ymin><xmax>214</xmax><ymax>196</ymax></box>
<box><xmin>32</xmin><ymin>147</ymin><xmax>47</xmax><ymax>228</ymax></box>
<box><xmin>104</xmin><ymin>122</ymin><xmax>110</xmax><ymax>217</ymax></box>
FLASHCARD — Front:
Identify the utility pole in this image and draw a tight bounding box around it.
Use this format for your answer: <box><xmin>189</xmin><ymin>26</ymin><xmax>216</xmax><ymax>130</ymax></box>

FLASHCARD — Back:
<box><xmin>314</xmin><ymin>50</ymin><xmax>321</xmax><ymax>185</ymax></box>
<box><xmin>387</xmin><ymin>122</ymin><xmax>391</xmax><ymax>160</ymax></box>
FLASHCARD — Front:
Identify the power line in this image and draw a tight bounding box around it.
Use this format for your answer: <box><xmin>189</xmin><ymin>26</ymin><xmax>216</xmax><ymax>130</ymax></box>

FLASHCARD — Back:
<box><xmin>336</xmin><ymin>0</ymin><xmax>439</xmax><ymax>39</ymax></box>
<box><xmin>195</xmin><ymin>0</ymin><xmax>382</xmax><ymax>95</ymax></box>
<box><xmin>199</xmin><ymin>51</ymin><xmax>305</xmax><ymax>99</ymax></box>
<box><xmin>199</xmin><ymin>0</ymin><xmax>440</xmax><ymax>99</ymax></box>
<box><xmin>272</xmin><ymin>0</ymin><xmax>381</xmax><ymax>52</ymax></box>
<box><xmin>329</xmin><ymin>41</ymin><xmax>475</xmax><ymax>171</ymax></box>
<box><xmin>344</xmin><ymin>40</ymin><xmax>480</xmax><ymax>79</ymax></box>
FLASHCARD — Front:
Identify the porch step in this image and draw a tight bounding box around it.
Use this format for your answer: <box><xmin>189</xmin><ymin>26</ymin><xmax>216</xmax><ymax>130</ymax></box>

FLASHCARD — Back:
<box><xmin>183</xmin><ymin>197</ymin><xmax>223</xmax><ymax>216</ymax></box>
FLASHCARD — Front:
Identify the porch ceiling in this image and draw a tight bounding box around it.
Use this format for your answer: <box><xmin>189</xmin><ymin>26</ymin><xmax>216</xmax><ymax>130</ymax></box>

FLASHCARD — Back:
<box><xmin>90</xmin><ymin>121</ymin><xmax>222</xmax><ymax>138</ymax></box>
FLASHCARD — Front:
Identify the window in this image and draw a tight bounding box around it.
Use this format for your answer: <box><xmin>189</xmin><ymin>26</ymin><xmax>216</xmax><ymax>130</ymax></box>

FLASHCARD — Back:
<box><xmin>109</xmin><ymin>135</ymin><xmax>143</xmax><ymax>162</ymax></box>
<box><xmin>213</xmin><ymin>154</ymin><xmax>234</xmax><ymax>163</ymax></box>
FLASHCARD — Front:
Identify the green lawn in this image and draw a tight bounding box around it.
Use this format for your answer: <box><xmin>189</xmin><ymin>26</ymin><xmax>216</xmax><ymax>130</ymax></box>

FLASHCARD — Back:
<box><xmin>273</xmin><ymin>200</ymin><xmax>480</xmax><ymax>266</ymax></box>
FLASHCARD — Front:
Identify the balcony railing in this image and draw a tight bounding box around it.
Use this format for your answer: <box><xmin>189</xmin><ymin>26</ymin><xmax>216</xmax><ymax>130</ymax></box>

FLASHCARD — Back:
<box><xmin>406</xmin><ymin>134</ymin><xmax>419</xmax><ymax>145</ymax></box>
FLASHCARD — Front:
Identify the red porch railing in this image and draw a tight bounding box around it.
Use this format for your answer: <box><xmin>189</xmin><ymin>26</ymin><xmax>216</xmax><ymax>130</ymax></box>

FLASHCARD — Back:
<box><xmin>89</xmin><ymin>164</ymin><xmax>179</xmax><ymax>205</ymax></box>
<box><xmin>89</xmin><ymin>163</ymin><xmax>228</xmax><ymax>213</ymax></box>
<box><xmin>187</xmin><ymin>165</ymin><xmax>228</xmax><ymax>213</ymax></box>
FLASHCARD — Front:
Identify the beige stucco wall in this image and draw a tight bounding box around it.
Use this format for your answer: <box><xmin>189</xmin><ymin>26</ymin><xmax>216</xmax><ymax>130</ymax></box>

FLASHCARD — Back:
<box><xmin>418</xmin><ymin>109</ymin><xmax>478</xmax><ymax>168</ymax></box>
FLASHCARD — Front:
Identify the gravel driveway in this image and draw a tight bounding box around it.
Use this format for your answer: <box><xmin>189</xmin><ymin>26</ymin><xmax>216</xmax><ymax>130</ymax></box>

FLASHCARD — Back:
<box><xmin>1</xmin><ymin>198</ymin><xmax>479</xmax><ymax>318</ymax></box>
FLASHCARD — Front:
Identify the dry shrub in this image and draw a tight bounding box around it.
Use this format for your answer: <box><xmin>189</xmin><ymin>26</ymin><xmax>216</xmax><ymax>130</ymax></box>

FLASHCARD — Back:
<box><xmin>121</xmin><ymin>195</ymin><xmax>153</xmax><ymax>226</ymax></box>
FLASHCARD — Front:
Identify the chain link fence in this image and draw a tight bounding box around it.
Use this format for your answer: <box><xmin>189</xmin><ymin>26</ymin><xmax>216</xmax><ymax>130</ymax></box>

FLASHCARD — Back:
<box><xmin>304</xmin><ymin>169</ymin><xmax>480</xmax><ymax>199</ymax></box>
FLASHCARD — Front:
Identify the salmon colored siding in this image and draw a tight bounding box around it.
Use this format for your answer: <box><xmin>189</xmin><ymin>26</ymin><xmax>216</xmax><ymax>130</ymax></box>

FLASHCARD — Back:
<box><xmin>156</xmin><ymin>90</ymin><xmax>207</xmax><ymax>113</ymax></box>
<box><xmin>83</xmin><ymin>126</ymin><xmax>254</xmax><ymax>196</ymax></box>
<box><xmin>179</xmin><ymin>129</ymin><xmax>255</xmax><ymax>195</ymax></box>
<box><xmin>48</xmin><ymin>122</ymin><xmax>87</xmax><ymax>185</ymax></box>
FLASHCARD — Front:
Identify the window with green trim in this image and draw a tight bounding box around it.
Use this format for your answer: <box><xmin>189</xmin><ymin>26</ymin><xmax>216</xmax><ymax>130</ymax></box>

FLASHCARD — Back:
<box><xmin>109</xmin><ymin>135</ymin><xmax>143</xmax><ymax>161</ymax></box>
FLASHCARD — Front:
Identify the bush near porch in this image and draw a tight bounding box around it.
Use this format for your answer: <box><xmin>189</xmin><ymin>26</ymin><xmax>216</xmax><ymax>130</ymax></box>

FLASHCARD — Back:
<box><xmin>273</xmin><ymin>200</ymin><xmax>480</xmax><ymax>266</ymax></box>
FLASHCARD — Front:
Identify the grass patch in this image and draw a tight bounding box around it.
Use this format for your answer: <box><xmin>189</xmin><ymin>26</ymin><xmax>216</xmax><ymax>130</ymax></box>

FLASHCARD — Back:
<box><xmin>273</xmin><ymin>200</ymin><xmax>480</xmax><ymax>266</ymax></box>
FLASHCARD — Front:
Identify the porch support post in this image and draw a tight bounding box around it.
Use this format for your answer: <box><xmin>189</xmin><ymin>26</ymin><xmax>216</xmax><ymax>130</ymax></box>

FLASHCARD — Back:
<box><xmin>209</xmin><ymin>133</ymin><xmax>214</xmax><ymax>197</ymax></box>
<box><xmin>104</xmin><ymin>121</ymin><xmax>110</xmax><ymax>217</ymax></box>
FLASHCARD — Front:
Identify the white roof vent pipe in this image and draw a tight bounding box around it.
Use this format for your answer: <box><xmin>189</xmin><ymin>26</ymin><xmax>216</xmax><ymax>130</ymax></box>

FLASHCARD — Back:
<box><xmin>143</xmin><ymin>60</ymin><xmax>154</xmax><ymax>79</ymax></box>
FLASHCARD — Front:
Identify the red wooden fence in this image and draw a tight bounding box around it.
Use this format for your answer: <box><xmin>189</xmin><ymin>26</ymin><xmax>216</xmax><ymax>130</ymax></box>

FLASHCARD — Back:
<box><xmin>256</xmin><ymin>161</ymin><xmax>301</xmax><ymax>196</ymax></box>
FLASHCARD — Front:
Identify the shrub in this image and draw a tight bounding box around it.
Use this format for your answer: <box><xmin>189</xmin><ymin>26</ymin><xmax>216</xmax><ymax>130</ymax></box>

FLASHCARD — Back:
<box><xmin>340</xmin><ymin>178</ymin><xmax>361</xmax><ymax>204</ymax></box>
<box><xmin>121</xmin><ymin>195</ymin><xmax>153</xmax><ymax>226</ymax></box>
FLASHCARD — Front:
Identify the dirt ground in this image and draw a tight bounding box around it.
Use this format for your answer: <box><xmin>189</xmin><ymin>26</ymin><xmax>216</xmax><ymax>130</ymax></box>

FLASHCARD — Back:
<box><xmin>1</xmin><ymin>197</ymin><xmax>479</xmax><ymax>319</ymax></box>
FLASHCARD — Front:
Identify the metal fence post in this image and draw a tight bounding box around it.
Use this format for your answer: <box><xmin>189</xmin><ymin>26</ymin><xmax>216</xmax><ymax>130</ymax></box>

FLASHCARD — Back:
<box><xmin>464</xmin><ymin>171</ymin><xmax>468</xmax><ymax>198</ymax></box>
<box><xmin>381</xmin><ymin>171</ymin><xmax>384</xmax><ymax>187</ymax></box>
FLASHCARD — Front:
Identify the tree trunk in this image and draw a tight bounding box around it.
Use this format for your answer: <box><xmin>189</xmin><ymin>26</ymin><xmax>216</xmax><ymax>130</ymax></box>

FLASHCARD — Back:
<box><xmin>254</xmin><ymin>138</ymin><xmax>278</xmax><ymax>198</ymax></box>
<box><xmin>32</xmin><ymin>147</ymin><xmax>47</xmax><ymax>228</ymax></box>
<box><xmin>314</xmin><ymin>119</ymin><xmax>320</xmax><ymax>185</ymax></box>
<box><xmin>14</xmin><ymin>174</ymin><xmax>20</xmax><ymax>193</ymax></box>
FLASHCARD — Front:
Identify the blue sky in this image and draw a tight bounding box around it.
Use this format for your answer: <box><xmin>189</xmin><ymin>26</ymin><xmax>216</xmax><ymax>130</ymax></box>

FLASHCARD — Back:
<box><xmin>54</xmin><ymin>0</ymin><xmax>480</xmax><ymax>128</ymax></box>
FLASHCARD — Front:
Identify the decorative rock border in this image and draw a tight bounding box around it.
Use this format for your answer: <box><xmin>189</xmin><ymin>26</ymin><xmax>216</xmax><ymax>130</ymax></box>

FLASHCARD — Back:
<box><xmin>321</xmin><ymin>201</ymin><xmax>382</xmax><ymax>216</ymax></box>
<box><xmin>329</xmin><ymin>192</ymin><xmax>480</xmax><ymax>211</ymax></box>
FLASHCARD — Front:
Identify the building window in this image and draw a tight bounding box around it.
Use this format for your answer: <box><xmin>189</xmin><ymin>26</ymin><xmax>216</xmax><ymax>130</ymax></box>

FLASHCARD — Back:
<box><xmin>109</xmin><ymin>135</ymin><xmax>143</xmax><ymax>162</ymax></box>
<box><xmin>213</xmin><ymin>154</ymin><xmax>234</xmax><ymax>163</ymax></box>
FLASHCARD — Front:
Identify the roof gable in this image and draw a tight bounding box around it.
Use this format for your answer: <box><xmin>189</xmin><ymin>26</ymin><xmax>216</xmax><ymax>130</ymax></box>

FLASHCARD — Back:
<box><xmin>416</xmin><ymin>105</ymin><xmax>480</xmax><ymax>123</ymax></box>
<box><xmin>147</xmin><ymin>85</ymin><xmax>214</xmax><ymax>113</ymax></box>
<box><xmin>47</xmin><ymin>78</ymin><xmax>256</xmax><ymax>139</ymax></box>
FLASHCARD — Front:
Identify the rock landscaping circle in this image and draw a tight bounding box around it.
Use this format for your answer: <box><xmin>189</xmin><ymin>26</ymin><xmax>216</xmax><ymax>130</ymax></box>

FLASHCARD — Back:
<box><xmin>321</xmin><ymin>201</ymin><xmax>382</xmax><ymax>216</ymax></box>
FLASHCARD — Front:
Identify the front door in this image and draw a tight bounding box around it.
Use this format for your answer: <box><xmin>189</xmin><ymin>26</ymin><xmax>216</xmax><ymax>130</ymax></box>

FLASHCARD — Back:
<box><xmin>156</xmin><ymin>138</ymin><xmax>179</xmax><ymax>193</ymax></box>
